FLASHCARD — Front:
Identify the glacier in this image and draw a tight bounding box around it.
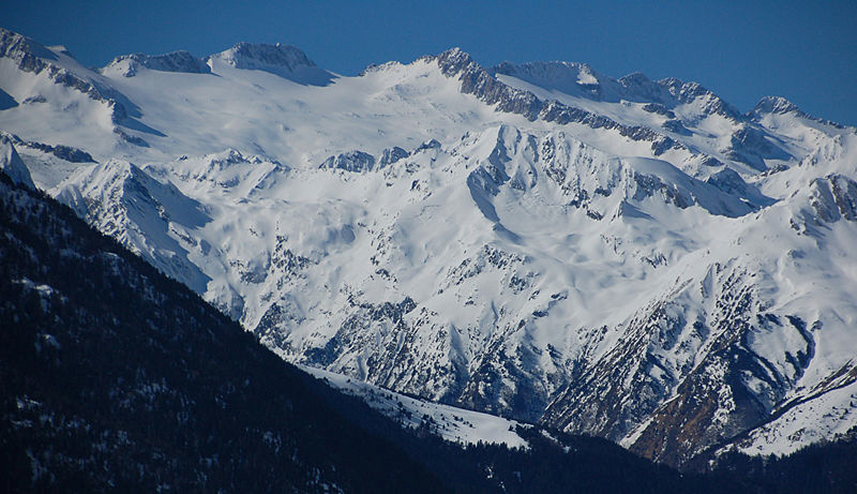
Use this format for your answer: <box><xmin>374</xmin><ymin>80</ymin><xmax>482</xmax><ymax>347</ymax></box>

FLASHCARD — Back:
<box><xmin>1</xmin><ymin>26</ymin><xmax>856</xmax><ymax>467</ymax></box>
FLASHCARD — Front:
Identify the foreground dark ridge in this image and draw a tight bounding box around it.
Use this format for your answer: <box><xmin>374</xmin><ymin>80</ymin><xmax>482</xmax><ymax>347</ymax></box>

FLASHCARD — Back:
<box><xmin>1</xmin><ymin>173</ymin><xmax>855</xmax><ymax>492</ymax></box>
<box><xmin>0</xmin><ymin>174</ymin><xmax>441</xmax><ymax>491</ymax></box>
<box><xmin>3</xmin><ymin>29</ymin><xmax>857</xmax><ymax>465</ymax></box>
<box><xmin>2</xmin><ymin>28</ymin><xmax>857</xmax><ymax>489</ymax></box>
<box><xmin>0</xmin><ymin>171</ymin><xmax>748</xmax><ymax>492</ymax></box>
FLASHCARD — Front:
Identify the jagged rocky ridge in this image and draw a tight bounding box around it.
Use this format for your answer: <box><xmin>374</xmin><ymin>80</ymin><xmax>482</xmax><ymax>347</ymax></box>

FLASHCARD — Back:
<box><xmin>103</xmin><ymin>51</ymin><xmax>211</xmax><ymax>77</ymax></box>
<box><xmin>0</xmin><ymin>28</ymin><xmax>134</xmax><ymax>127</ymax></box>
<box><xmin>2</xmin><ymin>170</ymin><xmax>762</xmax><ymax>492</ymax></box>
<box><xmin>207</xmin><ymin>41</ymin><xmax>336</xmax><ymax>85</ymax></box>
<box><xmin>0</xmin><ymin>134</ymin><xmax>34</xmax><ymax>188</ymax></box>
<box><xmin>2</xmin><ymin>27</ymin><xmax>857</xmax><ymax>470</ymax></box>
<box><xmin>0</xmin><ymin>130</ymin><xmax>94</xmax><ymax>163</ymax></box>
<box><xmin>434</xmin><ymin>49</ymin><xmax>685</xmax><ymax>156</ymax></box>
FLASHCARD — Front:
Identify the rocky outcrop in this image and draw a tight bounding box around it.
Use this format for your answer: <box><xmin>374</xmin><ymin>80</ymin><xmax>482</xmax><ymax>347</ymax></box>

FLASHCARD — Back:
<box><xmin>104</xmin><ymin>51</ymin><xmax>211</xmax><ymax>77</ymax></box>
<box><xmin>751</xmin><ymin>95</ymin><xmax>847</xmax><ymax>129</ymax></box>
<box><xmin>0</xmin><ymin>28</ymin><xmax>130</xmax><ymax>122</ymax></box>
<box><xmin>657</xmin><ymin>78</ymin><xmax>743</xmax><ymax>121</ymax></box>
<box><xmin>432</xmin><ymin>48</ymin><xmax>686</xmax><ymax>156</ymax></box>
<box><xmin>0</xmin><ymin>136</ymin><xmax>34</xmax><ymax>189</ymax></box>
<box><xmin>0</xmin><ymin>131</ymin><xmax>95</xmax><ymax>163</ymax></box>
<box><xmin>319</xmin><ymin>150</ymin><xmax>377</xmax><ymax>172</ymax></box>
<box><xmin>208</xmin><ymin>42</ymin><xmax>335</xmax><ymax>85</ymax></box>
<box><xmin>809</xmin><ymin>174</ymin><xmax>857</xmax><ymax>222</ymax></box>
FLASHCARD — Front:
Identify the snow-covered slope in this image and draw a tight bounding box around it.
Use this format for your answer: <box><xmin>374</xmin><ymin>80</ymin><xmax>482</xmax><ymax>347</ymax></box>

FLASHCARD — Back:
<box><xmin>2</xmin><ymin>26</ymin><xmax>856</xmax><ymax>467</ymax></box>
<box><xmin>0</xmin><ymin>134</ymin><xmax>34</xmax><ymax>188</ymax></box>
<box><xmin>301</xmin><ymin>365</ymin><xmax>530</xmax><ymax>449</ymax></box>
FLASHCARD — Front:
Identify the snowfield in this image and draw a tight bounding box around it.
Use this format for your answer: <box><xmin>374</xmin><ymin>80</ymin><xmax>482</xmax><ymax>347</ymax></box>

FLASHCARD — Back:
<box><xmin>2</xmin><ymin>26</ymin><xmax>856</xmax><ymax>466</ymax></box>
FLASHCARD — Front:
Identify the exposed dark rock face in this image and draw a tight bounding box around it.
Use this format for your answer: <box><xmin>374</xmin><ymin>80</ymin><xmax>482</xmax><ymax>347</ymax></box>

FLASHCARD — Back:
<box><xmin>0</xmin><ymin>171</ymin><xmax>755</xmax><ymax>492</ymax></box>
<box><xmin>657</xmin><ymin>78</ymin><xmax>743</xmax><ymax>121</ymax></box>
<box><xmin>219</xmin><ymin>42</ymin><xmax>319</xmax><ymax>72</ymax></box>
<box><xmin>319</xmin><ymin>150</ymin><xmax>377</xmax><ymax>172</ymax></box>
<box><xmin>3</xmin><ymin>25</ymin><xmax>855</xmax><ymax>478</ymax></box>
<box><xmin>210</xmin><ymin>41</ymin><xmax>336</xmax><ymax>85</ymax></box>
<box><xmin>809</xmin><ymin>174</ymin><xmax>857</xmax><ymax>222</ymax></box>
<box><xmin>642</xmin><ymin>102</ymin><xmax>677</xmax><ymax>118</ymax></box>
<box><xmin>0</xmin><ymin>131</ymin><xmax>96</xmax><ymax>163</ymax></box>
<box><xmin>380</xmin><ymin>145</ymin><xmax>410</xmax><ymax>166</ymax></box>
<box><xmin>0</xmin><ymin>28</ymin><xmax>129</xmax><ymax>123</ymax></box>
<box><xmin>106</xmin><ymin>51</ymin><xmax>211</xmax><ymax>77</ymax></box>
<box><xmin>542</xmin><ymin>265</ymin><xmax>825</xmax><ymax>468</ymax></box>
<box><xmin>432</xmin><ymin>49</ymin><xmax>686</xmax><ymax>156</ymax></box>
<box><xmin>751</xmin><ymin>95</ymin><xmax>846</xmax><ymax>129</ymax></box>
<box><xmin>726</xmin><ymin>125</ymin><xmax>791</xmax><ymax>171</ymax></box>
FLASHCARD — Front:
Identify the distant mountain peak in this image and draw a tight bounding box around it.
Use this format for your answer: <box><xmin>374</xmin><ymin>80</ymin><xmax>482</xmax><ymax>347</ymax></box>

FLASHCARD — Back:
<box><xmin>656</xmin><ymin>77</ymin><xmax>743</xmax><ymax>120</ymax></box>
<box><xmin>3</xmin><ymin>28</ymin><xmax>857</xmax><ymax>474</ymax></box>
<box><xmin>0</xmin><ymin>27</ymin><xmax>59</xmax><ymax>63</ymax></box>
<box><xmin>433</xmin><ymin>46</ymin><xmax>478</xmax><ymax>68</ymax></box>
<box><xmin>441</xmin><ymin>46</ymin><xmax>470</xmax><ymax>58</ymax></box>
<box><xmin>491</xmin><ymin>60</ymin><xmax>619</xmax><ymax>101</ymax></box>
<box><xmin>207</xmin><ymin>41</ymin><xmax>335</xmax><ymax>85</ymax></box>
<box><xmin>619</xmin><ymin>71</ymin><xmax>653</xmax><ymax>84</ymax></box>
<box><xmin>752</xmin><ymin>95</ymin><xmax>802</xmax><ymax>115</ymax></box>
<box><xmin>0</xmin><ymin>136</ymin><xmax>35</xmax><ymax>189</ymax></box>
<box><xmin>103</xmin><ymin>51</ymin><xmax>211</xmax><ymax>77</ymax></box>
<box><xmin>493</xmin><ymin>60</ymin><xmax>599</xmax><ymax>81</ymax></box>
<box><xmin>750</xmin><ymin>95</ymin><xmax>849</xmax><ymax>129</ymax></box>
<box><xmin>213</xmin><ymin>41</ymin><xmax>316</xmax><ymax>70</ymax></box>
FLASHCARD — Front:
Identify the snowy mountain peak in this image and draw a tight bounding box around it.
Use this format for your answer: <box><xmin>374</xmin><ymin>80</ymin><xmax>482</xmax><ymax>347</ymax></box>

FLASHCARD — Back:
<box><xmin>749</xmin><ymin>95</ymin><xmax>851</xmax><ymax>130</ymax></box>
<box><xmin>490</xmin><ymin>59</ymin><xmax>744</xmax><ymax>123</ymax></box>
<box><xmin>492</xmin><ymin>60</ymin><xmax>619</xmax><ymax>101</ymax></box>
<box><xmin>432</xmin><ymin>47</ymin><xmax>482</xmax><ymax>76</ymax></box>
<box><xmin>0</xmin><ymin>136</ymin><xmax>35</xmax><ymax>189</ymax></box>
<box><xmin>752</xmin><ymin>95</ymin><xmax>801</xmax><ymax>116</ymax></box>
<box><xmin>156</xmin><ymin>148</ymin><xmax>289</xmax><ymax>195</ymax></box>
<box><xmin>57</xmin><ymin>159</ymin><xmax>150</xmax><ymax>199</ymax></box>
<box><xmin>438</xmin><ymin>46</ymin><xmax>471</xmax><ymax>60</ymax></box>
<box><xmin>0</xmin><ymin>27</ymin><xmax>140</xmax><ymax>132</ymax></box>
<box><xmin>214</xmin><ymin>41</ymin><xmax>316</xmax><ymax>69</ymax></box>
<box><xmin>4</xmin><ymin>28</ymin><xmax>857</xmax><ymax>469</ymax></box>
<box><xmin>657</xmin><ymin>77</ymin><xmax>743</xmax><ymax>120</ymax></box>
<box><xmin>319</xmin><ymin>150</ymin><xmax>377</xmax><ymax>173</ymax></box>
<box><xmin>618</xmin><ymin>71</ymin><xmax>653</xmax><ymax>85</ymax></box>
<box><xmin>0</xmin><ymin>27</ymin><xmax>57</xmax><ymax>63</ymax></box>
<box><xmin>102</xmin><ymin>51</ymin><xmax>211</xmax><ymax>77</ymax></box>
<box><xmin>207</xmin><ymin>41</ymin><xmax>335</xmax><ymax>85</ymax></box>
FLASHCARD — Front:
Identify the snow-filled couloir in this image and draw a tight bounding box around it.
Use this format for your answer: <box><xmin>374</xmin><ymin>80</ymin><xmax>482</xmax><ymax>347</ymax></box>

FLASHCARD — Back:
<box><xmin>2</xmin><ymin>26</ymin><xmax>857</xmax><ymax>467</ymax></box>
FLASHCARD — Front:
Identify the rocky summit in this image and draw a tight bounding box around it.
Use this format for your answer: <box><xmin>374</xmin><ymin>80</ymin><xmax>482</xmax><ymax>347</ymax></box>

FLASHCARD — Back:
<box><xmin>2</xmin><ymin>26</ymin><xmax>856</xmax><ymax>470</ymax></box>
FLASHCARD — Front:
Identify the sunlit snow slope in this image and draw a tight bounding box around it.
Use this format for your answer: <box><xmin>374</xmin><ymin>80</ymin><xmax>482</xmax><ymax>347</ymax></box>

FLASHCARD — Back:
<box><xmin>2</xmin><ymin>27</ymin><xmax>856</xmax><ymax>467</ymax></box>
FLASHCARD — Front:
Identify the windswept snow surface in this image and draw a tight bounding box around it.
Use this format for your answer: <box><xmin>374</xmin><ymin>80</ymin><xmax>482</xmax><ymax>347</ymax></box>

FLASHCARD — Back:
<box><xmin>2</xmin><ymin>26</ymin><xmax>857</xmax><ymax>466</ymax></box>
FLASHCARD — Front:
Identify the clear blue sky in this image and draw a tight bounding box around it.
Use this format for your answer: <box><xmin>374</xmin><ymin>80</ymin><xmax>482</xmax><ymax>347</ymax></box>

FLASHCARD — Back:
<box><xmin>3</xmin><ymin>0</ymin><xmax>856</xmax><ymax>125</ymax></box>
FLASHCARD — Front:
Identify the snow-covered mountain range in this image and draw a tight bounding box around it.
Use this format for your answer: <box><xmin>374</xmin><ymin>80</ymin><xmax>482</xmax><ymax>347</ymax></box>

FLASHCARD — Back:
<box><xmin>2</xmin><ymin>26</ymin><xmax>856</xmax><ymax>467</ymax></box>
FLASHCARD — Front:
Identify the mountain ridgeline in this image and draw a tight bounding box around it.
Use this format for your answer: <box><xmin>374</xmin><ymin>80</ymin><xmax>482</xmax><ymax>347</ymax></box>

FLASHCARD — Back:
<box><xmin>0</xmin><ymin>171</ymin><xmax>751</xmax><ymax>492</ymax></box>
<box><xmin>1</xmin><ymin>24</ymin><xmax>857</xmax><ymax>485</ymax></box>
